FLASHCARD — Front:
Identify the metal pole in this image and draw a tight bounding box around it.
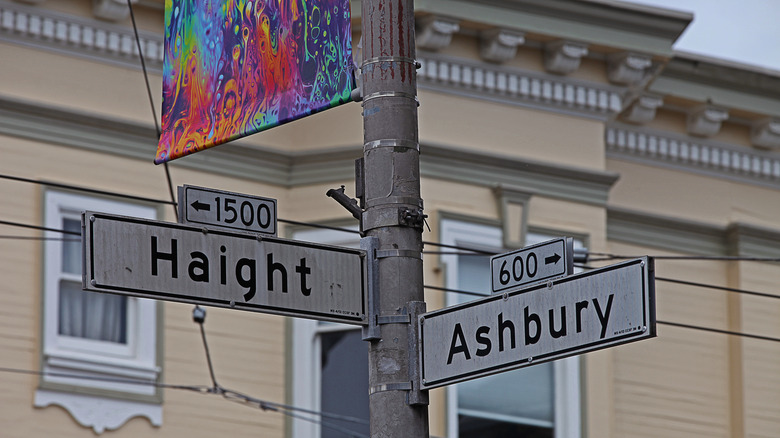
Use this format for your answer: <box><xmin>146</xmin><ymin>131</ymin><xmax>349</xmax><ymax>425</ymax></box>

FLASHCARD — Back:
<box><xmin>360</xmin><ymin>0</ymin><xmax>428</xmax><ymax>437</ymax></box>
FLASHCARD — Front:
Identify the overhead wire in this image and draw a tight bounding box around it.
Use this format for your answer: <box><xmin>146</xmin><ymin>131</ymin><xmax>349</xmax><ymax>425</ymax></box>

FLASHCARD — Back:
<box><xmin>2</xmin><ymin>215</ymin><xmax>780</xmax><ymax>304</ymax></box>
<box><xmin>657</xmin><ymin>320</ymin><xmax>780</xmax><ymax>343</ymax></box>
<box><xmin>5</xmin><ymin>170</ymin><xmax>775</xmax><ymax>264</ymax></box>
<box><xmin>0</xmin><ymin>174</ymin><xmax>175</xmax><ymax>206</ymax></box>
<box><xmin>0</xmin><ymin>366</ymin><xmax>368</xmax><ymax>437</ymax></box>
<box><xmin>421</xmin><ymin>283</ymin><xmax>780</xmax><ymax>344</ymax></box>
<box><xmin>0</xmin><ymin>235</ymin><xmax>79</xmax><ymax>241</ymax></box>
<box><xmin>191</xmin><ymin>307</ymin><xmax>369</xmax><ymax>437</ymax></box>
<box><xmin>589</xmin><ymin>252</ymin><xmax>780</xmax><ymax>263</ymax></box>
<box><xmin>656</xmin><ymin>276</ymin><xmax>780</xmax><ymax>300</ymax></box>
<box><xmin>126</xmin><ymin>0</ymin><xmax>178</xmax><ymax>221</ymax></box>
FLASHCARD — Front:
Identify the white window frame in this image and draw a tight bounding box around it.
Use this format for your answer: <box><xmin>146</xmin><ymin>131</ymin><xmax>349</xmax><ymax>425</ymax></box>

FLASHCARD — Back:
<box><xmin>35</xmin><ymin>190</ymin><xmax>163</xmax><ymax>434</ymax></box>
<box><xmin>289</xmin><ymin>226</ymin><xmax>364</xmax><ymax>438</ymax></box>
<box><xmin>439</xmin><ymin>217</ymin><xmax>581</xmax><ymax>438</ymax></box>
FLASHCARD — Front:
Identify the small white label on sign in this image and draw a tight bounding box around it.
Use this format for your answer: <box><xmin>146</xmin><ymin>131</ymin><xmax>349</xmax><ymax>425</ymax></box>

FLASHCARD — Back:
<box><xmin>490</xmin><ymin>238</ymin><xmax>567</xmax><ymax>293</ymax></box>
<box><xmin>179</xmin><ymin>185</ymin><xmax>277</xmax><ymax>236</ymax></box>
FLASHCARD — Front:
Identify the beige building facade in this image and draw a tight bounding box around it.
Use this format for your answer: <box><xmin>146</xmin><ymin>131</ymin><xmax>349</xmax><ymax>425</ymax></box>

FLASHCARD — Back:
<box><xmin>1</xmin><ymin>0</ymin><xmax>779</xmax><ymax>437</ymax></box>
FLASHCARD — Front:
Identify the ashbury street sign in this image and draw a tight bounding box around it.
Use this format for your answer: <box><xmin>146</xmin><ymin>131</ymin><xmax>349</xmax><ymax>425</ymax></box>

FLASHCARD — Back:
<box><xmin>82</xmin><ymin>212</ymin><xmax>367</xmax><ymax>325</ymax></box>
<box><xmin>418</xmin><ymin>258</ymin><xmax>655</xmax><ymax>389</ymax></box>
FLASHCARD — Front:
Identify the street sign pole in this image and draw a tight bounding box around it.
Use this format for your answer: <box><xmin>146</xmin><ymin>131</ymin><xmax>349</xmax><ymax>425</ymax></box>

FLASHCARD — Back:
<box><xmin>360</xmin><ymin>1</ymin><xmax>428</xmax><ymax>437</ymax></box>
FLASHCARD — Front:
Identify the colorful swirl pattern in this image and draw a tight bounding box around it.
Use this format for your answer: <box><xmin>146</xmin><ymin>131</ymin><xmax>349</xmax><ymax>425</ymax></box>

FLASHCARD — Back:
<box><xmin>156</xmin><ymin>0</ymin><xmax>354</xmax><ymax>164</ymax></box>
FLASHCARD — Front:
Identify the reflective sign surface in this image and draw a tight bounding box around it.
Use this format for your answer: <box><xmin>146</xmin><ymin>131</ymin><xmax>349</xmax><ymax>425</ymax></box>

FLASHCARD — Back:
<box><xmin>419</xmin><ymin>258</ymin><xmax>655</xmax><ymax>389</ymax></box>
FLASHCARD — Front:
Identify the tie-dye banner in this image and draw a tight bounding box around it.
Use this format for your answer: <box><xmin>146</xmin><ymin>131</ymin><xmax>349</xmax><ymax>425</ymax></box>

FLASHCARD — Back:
<box><xmin>155</xmin><ymin>0</ymin><xmax>355</xmax><ymax>164</ymax></box>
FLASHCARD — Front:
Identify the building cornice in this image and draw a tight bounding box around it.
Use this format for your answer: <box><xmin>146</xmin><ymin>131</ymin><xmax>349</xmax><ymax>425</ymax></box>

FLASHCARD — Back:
<box><xmin>0</xmin><ymin>95</ymin><xmax>618</xmax><ymax>206</ymax></box>
<box><xmin>0</xmin><ymin>0</ymin><xmax>163</xmax><ymax>71</ymax></box>
<box><xmin>418</xmin><ymin>52</ymin><xmax>625</xmax><ymax>120</ymax></box>
<box><xmin>608</xmin><ymin>207</ymin><xmax>727</xmax><ymax>256</ymax></box>
<box><xmin>351</xmin><ymin>0</ymin><xmax>691</xmax><ymax>56</ymax></box>
<box><xmin>608</xmin><ymin>207</ymin><xmax>780</xmax><ymax>259</ymax></box>
<box><xmin>650</xmin><ymin>54</ymin><xmax>780</xmax><ymax>119</ymax></box>
<box><xmin>606</xmin><ymin>122</ymin><xmax>780</xmax><ymax>189</ymax></box>
<box><xmin>421</xmin><ymin>143</ymin><xmax>619</xmax><ymax>206</ymax></box>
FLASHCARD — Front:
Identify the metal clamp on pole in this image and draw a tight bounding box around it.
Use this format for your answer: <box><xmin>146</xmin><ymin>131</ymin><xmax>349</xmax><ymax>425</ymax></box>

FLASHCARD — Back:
<box><xmin>399</xmin><ymin>207</ymin><xmax>428</xmax><ymax>229</ymax></box>
<box><xmin>376</xmin><ymin>249</ymin><xmax>423</xmax><ymax>260</ymax></box>
<box><xmin>369</xmin><ymin>381</ymin><xmax>413</xmax><ymax>395</ymax></box>
<box><xmin>407</xmin><ymin>301</ymin><xmax>429</xmax><ymax>406</ymax></box>
<box><xmin>363</xmin><ymin>139</ymin><xmax>420</xmax><ymax>153</ymax></box>
<box><xmin>362</xmin><ymin>91</ymin><xmax>419</xmax><ymax>106</ymax></box>
<box><xmin>361</xmin><ymin>56</ymin><xmax>417</xmax><ymax>68</ymax></box>
<box><xmin>362</xmin><ymin>236</ymin><xmax>381</xmax><ymax>341</ymax></box>
<box><xmin>377</xmin><ymin>313</ymin><xmax>412</xmax><ymax>325</ymax></box>
<box><xmin>366</xmin><ymin>301</ymin><xmax>428</xmax><ymax>406</ymax></box>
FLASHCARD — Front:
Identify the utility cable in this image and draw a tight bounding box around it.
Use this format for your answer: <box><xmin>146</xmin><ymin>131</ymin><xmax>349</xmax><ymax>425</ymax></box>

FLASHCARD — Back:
<box><xmin>5</xmin><ymin>213</ymin><xmax>780</xmax><ymax>304</ymax></box>
<box><xmin>277</xmin><ymin>218</ymin><xmax>361</xmax><ymax>235</ymax></box>
<box><xmin>656</xmin><ymin>276</ymin><xmax>780</xmax><ymax>300</ymax></box>
<box><xmin>0</xmin><ymin>366</ymin><xmax>367</xmax><ymax>437</ymax></box>
<box><xmin>0</xmin><ymin>174</ymin><xmax>175</xmax><ymax>206</ymax></box>
<box><xmin>4</xmin><ymin>171</ymin><xmax>780</xmax><ymax>265</ymax></box>
<box><xmin>191</xmin><ymin>306</ymin><xmax>369</xmax><ymax>436</ymax></box>
<box><xmin>589</xmin><ymin>252</ymin><xmax>780</xmax><ymax>263</ymax></box>
<box><xmin>0</xmin><ymin>235</ymin><xmax>79</xmax><ymax>241</ymax></box>
<box><xmin>0</xmin><ymin>220</ymin><xmax>80</xmax><ymax>236</ymax></box>
<box><xmin>192</xmin><ymin>306</ymin><xmax>220</xmax><ymax>391</ymax></box>
<box><xmin>424</xmin><ymin>284</ymin><xmax>487</xmax><ymax>298</ymax></box>
<box><xmin>126</xmin><ymin>0</ymin><xmax>178</xmax><ymax>221</ymax></box>
<box><xmin>657</xmin><ymin>320</ymin><xmax>780</xmax><ymax>343</ymax></box>
<box><xmin>422</xmin><ymin>283</ymin><xmax>780</xmax><ymax>344</ymax></box>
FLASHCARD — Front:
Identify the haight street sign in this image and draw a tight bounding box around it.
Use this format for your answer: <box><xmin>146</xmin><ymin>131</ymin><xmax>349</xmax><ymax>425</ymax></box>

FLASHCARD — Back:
<box><xmin>178</xmin><ymin>185</ymin><xmax>277</xmax><ymax>236</ymax></box>
<box><xmin>418</xmin><ymin>258</ymin><xmax>655</xmax><ymax>390</ymax></box>
<box><xmin>82</xmin><ymin>211</ymin><xmax>366</xmax><ymax>325</ymax></box>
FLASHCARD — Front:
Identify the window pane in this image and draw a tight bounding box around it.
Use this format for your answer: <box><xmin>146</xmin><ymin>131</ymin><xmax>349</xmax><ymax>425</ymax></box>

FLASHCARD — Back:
<box><xmin>456</xmin><ymin>253</ymin><xmax>554</xmax><ymax>434</ymax></box>
<box><xmin>320</xmin><ymin>330</ymin><xmax>369</xmax><ymax>438</ymax></box>
<box><xmin>58</xmin><ymin>280</ymin><xmax>127</xmax><ymax>344</ymax></box>
<box><xmin>61</xmin><ymin>218</ymin><xmax>81</xmax><ymax>275</ymax></box>
<box><xmin>458</xmin><ymin>363</ymin><xmax>554</xmax><ymax>425</ymax></box>
<box><xmin>458</xmin><ymin>415</ymin><xmax>553</xmax><ymax>438</ymax></box>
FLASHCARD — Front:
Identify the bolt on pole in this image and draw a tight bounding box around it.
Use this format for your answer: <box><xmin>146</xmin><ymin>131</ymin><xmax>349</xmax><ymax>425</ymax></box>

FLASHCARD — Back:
<box><xmin>360</xmin><ymin>0</ymin><xmax>429</xmax><ymax>437</ymax></box>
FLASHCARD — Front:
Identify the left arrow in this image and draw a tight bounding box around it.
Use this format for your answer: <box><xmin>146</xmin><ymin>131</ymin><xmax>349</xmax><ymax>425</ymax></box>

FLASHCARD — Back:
<box><xmin>191</xmin><ymin>200</ymin><xmax>211</xmax><ymax>212</ymax></box>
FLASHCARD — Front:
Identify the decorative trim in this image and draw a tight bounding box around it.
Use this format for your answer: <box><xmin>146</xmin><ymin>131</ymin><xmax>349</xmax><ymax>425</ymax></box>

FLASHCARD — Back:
<box><xmin>606</xmin><ymin>123</ymin><xmax>780</xmax><ymax>189</ymax></box>
<box><xmin>0</xmin><ymin>94</ymin><xmax>618</xmax><ymax>206</ymax></box>
<box><xmin>751</xmin><ymin>118</ymin><xmax>780</xmax><ymax>149</ymax></box>
<box><xmin>608</xmin><ymin>207</ymin><xmax>780</xmax><ymax>259</ymax></box>
<box><xmin>0</xmin><ymin>1</ymin><xmax>630</xmax><ymax>122</ymax></box>
<box><xmin>608</xmin><ymin>207</ymin><xmax>727</xmax><ymax>256</ymax></box>
<box><xmin>622</xmin><ymin>94</ymin><xmax>663</xmax><ymax>124</ymax></box>
<box><xmin>409</xmin><ymin>0</ymin><xmax>691</xmax><ymax>56</ymax></box>
<box><xmin>607</xmin><ymin>52</ymin><xmax>653</xmax><ymax>85</ymax></box>
<box><xmin>415</xmin><ymin>15</ymin><xmax>460</xmax><ymax>51</ymax></box>
<box><xmin>421</xmin><ymin>143</ymin><xmax>620</xmax><ymax>207</ymax></box>
<box><xmin>686</xmin><ymin>105</ymin><xmax>729</xmax><ymax>138</ymax></box>
<box><xmin>93</xmin><ymin>0</ymin><xmax>138</xmax><ymax>22</ymax></box>
<box><xmin>417</xmin><ymin>52</ymin><xmax>625</xmax><ymax>120</ymax></box>
<box><xmin>727</xmin><ymin>223</ymin><xmax>780</xmax><ymax>258</ymax></box>
<box><xmin>493</xmin><ymin>184</ymin><xmax>532</xmax><ymax>248</ymax></box>
<box><xmin>649</xmin><ymin>54</ymin><xmax>780</xmax><ymax>118</ymax></box>
<box><xmin>544</xmin><ymin>40</ymin><xmax>588</xmax><ymax>75</ymax></box>
<box><xmin>0</xmin><ymin>0</ymin><xmax>163</xmax><ymax>71</ymax></box>
<box><xmin>34</xmin><ymin>389</ymin><xmax>162</xmax><ymax>434</ymax></box>
<box><xmin>480</xmin><ymin>28</ymin><xmax>525</xmax><ymax>64</ymax></box>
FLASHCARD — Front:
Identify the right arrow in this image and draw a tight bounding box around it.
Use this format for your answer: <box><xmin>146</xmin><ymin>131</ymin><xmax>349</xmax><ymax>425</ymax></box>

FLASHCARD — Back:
<box><xmin>545</xmin><ymin>253</ymin><xmax>561</xmax><ymax>265</ymax></box>
<box><xmin>191</xmin><ymin>200</ymin><xmax>211</xmax><ymax>212</ymax></box>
